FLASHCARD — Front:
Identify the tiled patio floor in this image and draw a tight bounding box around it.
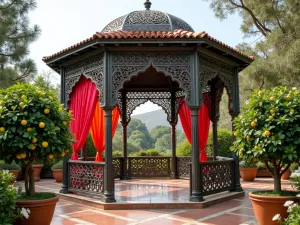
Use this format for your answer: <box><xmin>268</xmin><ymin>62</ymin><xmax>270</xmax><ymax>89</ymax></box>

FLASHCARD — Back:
<box><xmin>16</xmin><ymin>178</ymin><xmax>293</xmax><ymax>225</ymax></box>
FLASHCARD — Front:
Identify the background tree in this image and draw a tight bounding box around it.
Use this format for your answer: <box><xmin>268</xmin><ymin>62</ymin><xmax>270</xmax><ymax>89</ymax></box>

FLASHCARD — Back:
<box><xmin>33</xmin><ymin>70</ymin><xmax>60</xmax><ymax>97</ymax></box>
<box><xmin>0</xmin><ymin>0</ymin><xmax>41</xmax><ymax>88</ymax></box>
<box><xmin>150</xmin><ymin>125</ymin><xmax>171</xmax><ymax>144</ymax></box>
<box><xmin>155</xmin><ymin>133</ymin><xmax>171</xmax><ymax>153</ymax></box>
<box><xmin>127</xmin><ymin>119</ymin><xmax>153</xmax><ymax>148</ymax></box>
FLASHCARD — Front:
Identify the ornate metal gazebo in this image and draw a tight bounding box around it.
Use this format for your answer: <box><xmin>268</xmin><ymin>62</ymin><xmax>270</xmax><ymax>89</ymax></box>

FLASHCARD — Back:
<box><xmin>43</xmin><ymin>1</ymin><xmax>253</xmax><ymax>203</ymax></box>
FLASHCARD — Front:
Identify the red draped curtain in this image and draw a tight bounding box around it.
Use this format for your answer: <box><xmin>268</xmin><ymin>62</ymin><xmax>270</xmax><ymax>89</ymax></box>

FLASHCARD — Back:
<box><xmin>90</xmin><ymin>104</ymin><xmax>120</xmax><ymax>162</ymax></box>
<box><xmin>69</xmin><ymin>76</ymin><xmax>99</xmax><ymax>160</ymax></box>
<box><xmin>178</xmin><ymin>98</ymin><xmax>211</xmax><ymax>162</ymax></box>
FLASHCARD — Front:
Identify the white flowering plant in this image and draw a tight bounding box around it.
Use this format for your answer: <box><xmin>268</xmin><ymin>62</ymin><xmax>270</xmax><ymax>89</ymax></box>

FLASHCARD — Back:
<box><xmin>273</xmin><ymin>197</ymin><xmax>300</xmax><ymax>224</ymax></box>
<box><xmin>290</xmin><ymin>169</ymin><xmax>300</xmax><ymax>191</ymax></box>
<box><xmin>0</xmin><ymin>170</ymin><xmax>30</xmax><ymax>224</ymax></box>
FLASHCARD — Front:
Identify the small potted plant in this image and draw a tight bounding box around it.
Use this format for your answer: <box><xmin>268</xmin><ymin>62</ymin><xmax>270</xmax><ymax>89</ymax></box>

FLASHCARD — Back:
<box><xmin>231</xmin><ymin>86</ymin><xmax>300</xmax><ymax>225</ymax></box>
<box><xmin>51</xmin><ymin>161</ymin><xmax>63</xmax><ymax>182</ymax></box>
<box><xmin>239</xmin><ymin>160</ymin><xmax>258</xmax><ymax>181</ymax></box>
<box><xmin>256</xmin><ymin>161</ymin><xmax>272</xmax><ymax>177</ymax></box>
<box><xmin>0</xmin><ymin>170</ymin><xmax>30</xmax><ymax>224</ymax></box>
<box><xmin>0</xmin><ymin>83</ymin><xmax>73</xmax><ymax>225</ymax></box>
<box><xmin>0</xmin><ymin>160</ymin><xmax>21</xmax><ymax>183</ymax></box>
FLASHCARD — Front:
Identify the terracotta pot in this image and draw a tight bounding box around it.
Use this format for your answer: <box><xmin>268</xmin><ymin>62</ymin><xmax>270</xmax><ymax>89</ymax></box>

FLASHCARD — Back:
<box><xmin>9</xmin><ymin>170</ymin><xmax>19</xmax><ymax>183</ymax></box>
<box><xmin>256</xmin><ymin>169</ymin><xmax>272</xmax><ymax>177</ymax></box>
<box><xmin>281</xmin><ymin>169</ymin><xmax>291</xmax><ymax>180</ymax></box>
<box><xmin>52</xmin><ymin>169</ymin><xmax>63</xmax><ymax>182</ymax></box>
<box><xmin>240</xmin><ymin>168</ymin><xmax>258</xmax><ymax>181</ymax></box>
<box><xmin>249</xmin><ymin>192</ymin><xmax>297</xmax><ymax>225</ymax></box>
<box><xmin>32</xmin><ymin>164</ymin><xmax>44</xmax><ymax>181</ymax></box>
<box><xmin>14</xmin><ymin>195</ymin><xmax>59</xmax><ymax>225</ymax></box>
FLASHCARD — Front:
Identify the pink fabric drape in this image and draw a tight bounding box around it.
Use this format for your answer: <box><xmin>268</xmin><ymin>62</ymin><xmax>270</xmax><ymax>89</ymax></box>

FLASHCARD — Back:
<box><xmin>178</xmin><ymin>102</ymin><xmax>210</xmax><ymax>162</ymax></box>
<box><xmin>69</xmin><ymin>76</ymin><xmax>98</xmax><ymax>160</ymax></box>
<box><xmin>90</xmin><ymin>104</ymin><xmax>120</xmax><ymax>162</ymax></box>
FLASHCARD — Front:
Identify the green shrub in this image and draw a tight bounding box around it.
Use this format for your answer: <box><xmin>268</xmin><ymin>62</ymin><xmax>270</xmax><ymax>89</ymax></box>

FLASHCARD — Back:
<box><xmin>256</xmin><ymin>161</ymin><xmax>266</xmax><ymax>170</ymax></box>
<box><xmin>176</xmin><ymin>140</ymin><xmax>191</xmax><ymax>156</ymax></box>
<box><xmin>146</xmin><ymin>149</ymin><xmax>162</xmax><ymax>156</ymax></box>
<box><xmin>86</xmin><ymin>133</ymin><xmax>97</xmax><ymax>157</ymax></box>
<box><xmin>0</xmin><ymin>161</ymin><xmax>20</xmax><ymax>170</ymax></box>
<box><xmin>51</xmin><ymin>161</ymin><xmax>63</xmax><ymax>170</ymax></box>
<box><xmin>112</xmin><ymin>151</ymin><xmax>122</xmax><ymax>157</ymax></box>
<box><xmin>239</xmin><ymin>160</ymin><xmax>257</xmax><ymax>168</ymax></box>
<box><xmin>206</xmin><ymin>129</ymin><xmax>232</xmax><ymax>157</ymax></box>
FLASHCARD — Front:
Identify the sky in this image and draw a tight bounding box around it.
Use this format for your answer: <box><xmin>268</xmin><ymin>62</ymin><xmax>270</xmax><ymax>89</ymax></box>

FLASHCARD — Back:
<box><xmin>28</xmin><ymin>0</ymin><xmax>245</xmax><ymax>115</ymax></box>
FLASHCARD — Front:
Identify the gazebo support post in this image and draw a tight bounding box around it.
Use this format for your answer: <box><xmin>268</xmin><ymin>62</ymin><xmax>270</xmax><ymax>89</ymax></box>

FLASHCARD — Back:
<box><xmin>80</xmin><ymin>142</ymin><xmax>87</xmax><ymax>160</ymax></box>
<box><xmin>170</xmin><ymin>122</ymin><xmax>178</xmax><ymax>178</ymax></box>
<box><xmin>190</xmin><ymin>107</ymin><xmax>204</xmax><ymax>202</ymax></box>
<box><xmin>121</xmin><ymin>122</ymin><xmax>128</xmax><ymax>179</ymax></box>
<box><xmin>210</xmin><ymin>81</ymin><xmax>219</xmax><ymax>160</ymax></box>
<box><xmin>103</xmin><ymin>107</ymin><xmax>116</xmax><ymax>202</ymax></box>
<box><xmin>231</xmin><ymin>68</ymin><xmax>243</xmax><ymax>192</ymax></box>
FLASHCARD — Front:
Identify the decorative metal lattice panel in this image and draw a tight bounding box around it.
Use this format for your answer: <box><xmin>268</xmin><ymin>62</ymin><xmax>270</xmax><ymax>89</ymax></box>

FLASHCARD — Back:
<box><xmin>177</xmin><ymin>157</ymin><xmax>192</xmax><ymax>178</ymax></box>
<box><xmin>200</xmin><ymin>159</ymin><xmax>234</xmax><ymax>196</ymax></box>
<box><xmin>68</xmin><ymin>161</ymin><xmax>104</xmax><ymax>195</ymax></box>
<box><xmin>128</xmin><ymin>157</ymin><xmax>171</xmax><ymax>178</ymax></box>
<box><xmin>112</xmin><ymin>157</ymin><xmax>123</xmax><ymax>179</ymax></box>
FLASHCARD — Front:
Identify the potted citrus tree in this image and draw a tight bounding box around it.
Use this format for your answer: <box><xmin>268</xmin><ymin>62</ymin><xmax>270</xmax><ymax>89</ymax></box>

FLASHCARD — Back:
<box><xmin>231</xmin><ymin>86</ymin><xmax>300</xmax><ymax>225</ymax></box>
<box><xmin>0</xmin><ymin>83</ymin><xmax>73</xmax><ymax>225</ymax></box>
<box><xmin>239</xmin><ymin>160</ymin><xmax>258</xmax><ymax>181</ymax></box>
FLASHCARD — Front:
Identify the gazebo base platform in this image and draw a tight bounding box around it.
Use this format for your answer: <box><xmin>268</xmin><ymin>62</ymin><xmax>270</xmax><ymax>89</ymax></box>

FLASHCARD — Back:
<box><xmin>59</xmin><ymin>179</ymin><xmax>245</xmax><ymax>210</ymax></box>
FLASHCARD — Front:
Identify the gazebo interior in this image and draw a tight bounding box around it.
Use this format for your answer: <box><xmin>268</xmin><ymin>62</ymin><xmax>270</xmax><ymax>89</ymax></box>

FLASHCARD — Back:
<box><xmin>43</xmin><ymin>0</ymin><xmax>253</xmax><ymax>207</ymax></box>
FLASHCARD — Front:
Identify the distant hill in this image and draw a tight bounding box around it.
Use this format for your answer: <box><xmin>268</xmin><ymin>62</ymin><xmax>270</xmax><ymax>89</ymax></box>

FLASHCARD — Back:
<box><xmin>132</xmin><ymin>109</ymin><xmax>183</xmax><ymax>132</ymax></box>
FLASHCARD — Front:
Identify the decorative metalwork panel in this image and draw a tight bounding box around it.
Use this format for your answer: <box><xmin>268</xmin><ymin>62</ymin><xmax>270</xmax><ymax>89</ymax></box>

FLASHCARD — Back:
<box><xmin>68</xmin><ymin>160</ymin><xmax>104</xmax><ymax>195</ymax></box>
<box><xmin>112</xmin><ymin>53</ymin><xmax>192</xmax><ymax>105</ymax></box>
<box><xmin>101</xmin><ymin>10</ymin><xmax>194</xmax><ymax>32</ymax></box>
<box><xmin>200</xmin><ymin>159</ymin><xmax>234</xmax><ymax>196</ymax></box>
<box><xmin>65</xmin><ymin>54</ymin><xmax>104</xmax><ymax>104</ymax></box>
<box><xmin>168</xmin><ymin>14</ymin><xmax>194</xmax><ymax>32</ymax></box>
<box><xmin>199</xmin><ymin>54</ymin><xmax>234</xmax><ymax>111</ymax></box>
<box><xmin>102</xmin><ymin>15</ymin><xmax>127</xmax><ymax>32</ymax></box>
<box><xmin>128</xmin><ymin>157</ymin><xmax>171</xmax><ymax>178</ymax></box>
<box><xmin>177</xmin><ymin>157</ymin><xmax>191</xmax><ymax>178</ymax></box>
<box><xmin>112</xmin><ymin>157</ymin><xmax>123</xmax><ymax>179</ymax></box>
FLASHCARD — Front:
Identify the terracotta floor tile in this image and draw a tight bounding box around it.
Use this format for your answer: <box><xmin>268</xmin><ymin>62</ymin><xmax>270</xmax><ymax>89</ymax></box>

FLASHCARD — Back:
<box><xmin>50</xmin><ymin>216</ymin><xmax>78</xmax><ymax>225</ymax></box>
<box><xmin>70</xmin><ymin>210</ymin><xmax>130</xmax><ymax>225</ymax></box>
<box><xmin>230</xmin><ymin>207</ymin><xmax>255</xmax><ymax>216</ymax></box>
<box><xmin>102</xmin><ymin>209</ymin><xmax>164</xmax><ymax>220</ymax></box>
<box><xmin>138</xmin><ymin>217</ymin><xmax>187</xmax><ymax>225</ymax></box>
<box><xmin>202</xmin><ymin>213</ymin><xmax>253</xmax><ymax>225</ymax></box>
<box><xmin>54</xmin><ymin>204</ymin><xmax>90</xmax><ymax>214</ymax></box>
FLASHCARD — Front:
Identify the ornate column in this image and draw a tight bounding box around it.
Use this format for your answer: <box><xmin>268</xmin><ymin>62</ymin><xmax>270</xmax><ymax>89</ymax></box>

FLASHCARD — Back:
<box><xmin>121</xmin><ymin>121</ymin><xmax>128</xmax><ymax>179</ymax></box>
<box><xmin>170</xmin><ymin>122</ymin><xmax>178</xmax><ymax>178</ymax></box>
<box><xmin>189</xmin><ymin>107</ymin><xmax>203</xmax><ymax>202</ymax></box>
<box><xmin>231</xmin><ymin>68</ymin><xmax>243</xmax><ymax>192</ymax></box>
<box><xmin>103</xmin><ymin>107</ymin><xmax>116</xmax><ymax>202</ymax></box>
<box><xmin>210</xmin><ymin>80</ymin><xmax>220</xmax><ymax>160</ymax></box>
<box><xmin>60</xmin><ymin>67</ymin><xmax>69</xmax><ymax>194</ymax></box>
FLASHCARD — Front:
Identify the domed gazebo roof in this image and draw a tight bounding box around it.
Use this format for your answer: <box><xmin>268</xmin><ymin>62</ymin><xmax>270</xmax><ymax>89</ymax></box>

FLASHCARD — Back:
<box><xmin>102</xmin><ymin>1</ymin><xmax>194</xmax><ymax>32</ymax></box>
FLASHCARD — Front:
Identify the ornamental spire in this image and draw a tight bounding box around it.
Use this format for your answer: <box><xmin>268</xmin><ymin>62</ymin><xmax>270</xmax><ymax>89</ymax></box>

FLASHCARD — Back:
<box><xmin>144</xmin><ymin>0</ymin><xmax>151</xmax><ymax>10</ymax></box>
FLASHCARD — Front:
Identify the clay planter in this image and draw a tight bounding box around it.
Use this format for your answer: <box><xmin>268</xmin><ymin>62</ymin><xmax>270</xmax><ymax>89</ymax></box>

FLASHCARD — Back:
<box><xmin>249</xmin><ymin>192</ymin><xmax>297</xmax><ymax>225</ymax></box>
<box><xmin>240</xmin><ymin>168</ymin><xmax>258</xmax><ymax>181</ymax></box>
<box><xmin>52</xmin><ymin>169</ymin><xmax>63</xmax><ymax>182</ymax></box>
<box><xmin>32</xmin><ymin>164</ymin><xmax>44</xmax><ymax>181</ymax></box>
<box><xmin>9</xmin><ymin>170</ymin><xmax>19</xmax><ymax>183</ymax></box>
<box><xmin>14</xmin><ymin>195</ymin><xmax>59</xmax><ymax>225</ymax></box>
<box><xmin>256</xmin><ymin>169</ymin><xmax>272</xmax><ymax>177</ymax></box>
<box><xmin>281</xmin><ymin>169</ymin><xmax>291</xmax><ymax>180</ymax></box>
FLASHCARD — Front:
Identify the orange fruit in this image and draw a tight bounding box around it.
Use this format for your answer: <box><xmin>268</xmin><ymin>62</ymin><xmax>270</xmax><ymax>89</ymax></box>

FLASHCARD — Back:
<box><xmin>32</xmin><ymin>138</ymin><xmax>37</xmax><ymax>143</ymax></box>
<box><xmin>269</xmin><ymin>96</ymin><xmax>274</xmax><ymax>102</ymax></box>
<box><xmin>63</xmin><ymin>121</ymin><xmax>67</xmax><ymax>126</ymax></box>
<box><xmin>21</xmin><ymin>120</ymin><xmax>27</xmax><ymax>126</ymax></box>
<box><xmin>60</xmin><ymin>152</ymin><xmax>65</xmax><ymax>157</ymax></box>
<box><xmin>264</xmin><ymin>130</ymin><xmax>271</xmax><ymax>137</ymax></box>
<box><xmin>251</xmin><ymin>121</ymin><xmax>257</xmax><ymax>127</ymax></box>
<box><xmin>21</xmin><ymin>95</ymin><xmax>27</xmax><ymax>99</ymax></box>
<box><xmin>286</xmin><ymin>95</ymin><xmax>291</xmax><ymax>99</ymax></box>
<box><xmin>65</xmin><ymin>149</ymin><xmax>69</xmax><ymax>153</ymax></box>
<box><xmin>31</xmin><ymin>146</ymin><xmax>36</xmax><ymax>150</ymax></box>
<box><xmin>42</xmin><ymin>141</ymin><xmax>48</xmax><ymax>148</ymax></box>
<box><xmin>39</xmin><ymin>122</ymin><xmax>45</xmax><ymax>128</ymax></box>
<box><xmin>16</xmin><ymin>154</ymin><xmax>22</xmax><ymax>159</ymax></box>
<box><xmin>269</xmin><ymin>116</ymin><xmax>273</xmax><ymax>120</ymax></box>
<box><xmin>27</xmin><ymin>127</ymin><xmax>32</xmax><ymax>132</ymax></box>
<box><xmin>0</xmin><ymin>127</ymin><xmax>5</xmax><ymax>133</ymax></box>
<box><xmin>234</xmin><ymin>131</ymin><xmax>238</xmax><ymax>136</ymax></box>
<box><xmin>246</xmin><ymin>135</ymin><xmax>251</xmax><ymax>141</ymax></box>
<box><xmin>48</xmin><ymin>154</ymin><xmax>54</xmax><ymax>159</ymax></box>
<box><xmin>19</xmin><ymin>102</ymin><xmax>24</xmax><ymax>108</ymax></box>
<box><xmin>20</xmin><ymin>153</ymin><xmax>26</xmax><ymax>158</ymax></box>
<box><xmin>290</xmin><ymin>109</ymin><xmax>294</xmax><ymax>114</ymax></box>
<box><xmin>11</xmin><ymin>106</ymin><xmax>15</xmax><ymax>110</ymax></box>
<box><xmin>44</xmin><ymin>108</ymin><xmax>50</xmax><ymax>114</ymax></box>
<box><xmin>58</xmin><ymin>107</ymin><xmax>63</xmax><ymax>112</ymax></box>
<box><xmin>258</xmin><ymin>91</ymin><xmax>262</xmax><ymax>96</ymax></box>
<box><xmin>270</xmin><ymin>109</ymin><xmax>275</xmax><ymax>114</ymax></box>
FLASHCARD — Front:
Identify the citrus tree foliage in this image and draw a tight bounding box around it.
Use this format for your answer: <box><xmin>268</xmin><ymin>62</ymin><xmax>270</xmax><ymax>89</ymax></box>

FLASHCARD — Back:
<box><xmin>0</xmin><ymin>83</ymin><xmax>73</xmax><ymax>196</ymax></box>
<box><xmin>0</xmin><ymin>0</ymin><xmax>41</xmax><ymax>88</ymax></box>
<box><xmin>231</xmin><ymin>86</ymin><xmax>300</xmax><ymax>192</ymax></box>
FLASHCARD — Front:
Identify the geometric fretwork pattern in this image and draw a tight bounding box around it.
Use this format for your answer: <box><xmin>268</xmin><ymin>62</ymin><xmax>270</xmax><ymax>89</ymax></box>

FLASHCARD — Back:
<box><xmin>177</xmin><ymin>157</ymin><xmax>191</xmax><ymax>178</ymax></box>
<box><xmin>68</xmin><ymin>161</ymin><xmax>104</xmax><ymax>195</ymax></box>
<box><xmin>112</xmin><ymin>157</ymin><xmax>123</xmax><ymax>179</ymax></box>
<box><xmin>200</xmin><ymin>160</ymin><xmax>234</xmax><ymax>196</ymax></box>
<box><xmin>127</xmin><ymin>157</ymin><xmax>171</xmax><ymax>178</ymax></box>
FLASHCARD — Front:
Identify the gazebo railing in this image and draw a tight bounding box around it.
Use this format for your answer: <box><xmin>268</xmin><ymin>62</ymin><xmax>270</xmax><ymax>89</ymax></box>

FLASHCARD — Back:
<box><xmin>68</xmin><ymin>160</ymin><xmax>105</xmax><ymax>196</ymax></box>
<box><xmin>177</xmin><ymin>156</ymin><xmax>192</xmax><ymax>178</ymax></box>
<box><xmin>127</xmin><ymin>156</ymin><xmax>171</xmax><ymax>178</ymax></box>
<box><xmin>189</xmin><ymin>156</ymin><xmax>235</xmax><ymax>199</ymax></box>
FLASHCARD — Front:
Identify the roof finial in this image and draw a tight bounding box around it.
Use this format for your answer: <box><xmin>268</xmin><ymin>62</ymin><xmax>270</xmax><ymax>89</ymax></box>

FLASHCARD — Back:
<box><xmin>144</xmin><ymin>0</ymin><xmax>151</xmax><ymax>10</ymax></box>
